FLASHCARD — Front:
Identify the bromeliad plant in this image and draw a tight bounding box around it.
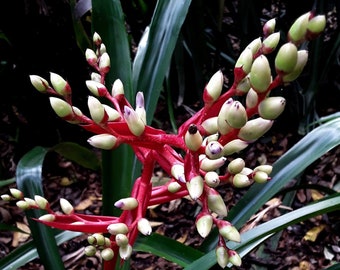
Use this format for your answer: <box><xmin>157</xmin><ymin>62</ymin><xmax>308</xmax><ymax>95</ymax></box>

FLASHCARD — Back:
<box><xmin>2</xmin><ymin>11</ymin><xmax>327</xmax><ymax>269</ymax></box>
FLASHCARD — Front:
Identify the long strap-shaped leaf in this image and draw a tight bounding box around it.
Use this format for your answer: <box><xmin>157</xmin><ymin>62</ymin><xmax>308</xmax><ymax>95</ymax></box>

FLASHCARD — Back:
<box><xmin>16</xmin><ymin>146</ymin><xmax>65</xmax><ymax>270</ymax></box>
<box><xmin>132</xmin><ymin>0</ymin><xmax>192</xmax><ymax>124</ymax></box>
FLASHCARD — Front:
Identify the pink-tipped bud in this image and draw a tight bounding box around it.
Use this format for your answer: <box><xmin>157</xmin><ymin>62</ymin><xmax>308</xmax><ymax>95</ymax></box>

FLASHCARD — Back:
<box><xmin>228</xmin><ymin>249</ymin><xmax>242</xmax><ymax>266</ymax></box>
<box><xmin>288</xmin><ymin>12</ymin><xmax>310</xmax><ymax>45</ymax></box>
<box><xmin>90</xmin><ymin>72</ymin><xmax>101</xmax><ymax>82</ymax></box>
<box><xmin>50</xmin><ymin>72</ymin><xmax>71</xmax><ymax>97</ymax></box>
<box><xmin>262</xmin><ymin>32</ymin><xmax>280</xmax><ymax>54</ymax></box>
<box><xmin>201</xmin><ymin>117</ymin><xmax>218</xmax><ymax>135</ymax></box>
<box><xmin>49</xmin><ymin>97</ymin><xmax>73</xmax><ymax>119</ymax></box>
<box><xmin>101</xmin><ymin>248</ymin><xmax>114</xmax><ymax>261</ymax></box>
<box><xmin>253</xmin><ymin>171</ymin><xmax>269</xmax><ymax>184</ymax></box>
<box><xmin>107</xmin><ymin>223</ymin><xmax>129</xmax><ymax>235</ymax></box>
<box><xmin>135</xmin><ymin>91</ymin><xmax>146</xmax><ymax>124</ymax></box>
<box><xmin>204</xmin><ymin>171</ymin><xmax>220</xmax><ymax>188</ymax></box>
<box><xmin>263</xmin><ymin>18</ymin><xmax>276</xmax><ymax>37</ymax></box>
<box><xmin>85</xmin><ymin>80</ymin><xmax>108</xmax><ymax>97</ymax></box>
<box><xmin>85</xmin><ymin>48</ymin><xmax>98</xmax><ymax>66</ymax></box>
<box><xmin>137</xmin><ymin>218</ymin><xmax>152</xmax><ymax>236</ymax></box>
<box><xmin>103</xmin><ymin>105</ymin><xmax>121</xmax><ymax>121</ymax></box>
<box><xmin>114</xmin><ymin>197</ymin><xmax>138</xmax><ymax>210</ymax></box>
<box><xmin>225</xmin><ymin>101</ymin><xmax>248</xmax><ymax>129</ymax></box>
<box><xmin>60</xmin><ymin>198</ymin><xmax>74</xmax><ymax>215</ymax></box>
<box><xmin>112</xmin><ymin>79</ymin><xmax>124</xmax><ymax>96</ymax></box>
<box><xmin>186</xmin><ymin>175</ymin><xmax>204</xmax><ymax>200</ymax></box>
<box><xmin>195</xmin><ymin>213</ymin><xmax>213</xmax><ymax>238</ymax></box>
<box><xmin>88</xmin><ymin>96</ymin><xmax>107</xmax><ymax>124</ymax></box>
<box><xmin>29</xmin><ymin>75</ymin><xmax>50</xmax><ymax>93</ymax></box>
<box><xmin>238</xmin><ymin>118</ymin><xmax>273</xmax><ymax>141</ymax></box>
<box><xmin>232</xmin><ymin>173</ymin><xmax>251</xmax><ymax>188</ymax></box>
<box><xmin>124</xmin><ymin>106</ymin><xmax>145</xmax><ymax>136</ymax></box>
<box><xmin>84</xmin><ymin>245</ymin><xmax>97</xmax><ymax>257</ymax></box>
<box><xmin>200</xmin><ymin>155</ymin><xmax>226</xmax><ymax>172</ymax></box>
<box><xmin>216</xmin><ymin>246</ymin><xmax>229</xmax><ymax>268</ymax></box>
<box><xmin>207</xmin><ymin>188</ymin><xmax>228</xmax><ymax>217</ymax></box>
<box><xmin>119</xmin><ymin>244</ymin><xmax>133</xmax><ymax>260</ymax></box>
<box><xmin>245</xmin><ymin>88</ymin><xmax>258</xmax><ymax>109</ymax></box>
<box><xmin>203</xmin><ymin>70</ymin><xmax>224</xmax><ymax>106</ymax></box>
<box><xmin>39</xmin><ymin>214</ymin><xmax>56</xmax><ymax>222</ymax></box>
<box><xmin>258</xmin><ymin>96</ymin><xmax>286</xmax><ymax>120</ymax></box>
<box><xmin>249</xmin><ymin>55</ymin><xmax>272</xmax><ymax>93</ymax></box>
<box><xmin>88</xmin><ymin>134</ymin><xmax>118</xmax><ymax>150</ymax></box>
<box><xmin>222</xmin><ymin>139</ymin><xmax>248</xmax><ymax>156</ymax></box>
<box><xmin>217</xmin><ymin>98</ymin><xmax>234</xmax><ymax>135</ymax></box>
<box><xmin>171</xmin><ymin>164</ymin><xmax>186</xmax><ymax>183</ymax></box>
<box><xmin>16</xmin><ymin>200</ymin><xmax>30</xmax><ymax>210</ymax></box>
<box><xmin>34</xmin><ymin>195</ymin><xmax>49</xmax><ymax>210</ymax></box>
<box><xmin>115</xmin><ymin>233</ymin><xmax>129</xmax><ymax>247</ymax></box>
<box><xmin>217</xmin><ymin>220</ymin><xmax>241</xmax><ymax>242</ymax></box>
<box><xmin>9</xmin><ymin>188</ymin><xmax>23</xmax><ymax>199</ymax></box>
<box><xmin>205</xmin><ymin>141</ymin><xmax>223</xmax><ymax>159</ymax></box>
<box><xmin>275</xmin><ymin>42</ymin><xmax>298</xmax><ymax>75</ymax></box>
<box><xmin>306</xmin><ymin>15</ymin><xmax>326</xmax><ymax>40</ymax></box>
<box><xmin>227</xmin><ymin>158</ymin><xmax>245</xmax><ymax>175</ymax></box>
<box><xmin>184</xmin><ymin>124</ymin><xmax>203</xmax><ymax>151</ymax></box>
<box><xmin>282</xmin><ymin>50</ymin><xmax>308</xmax><ymax>83</ymax></box>
<box><xmin>235</xmin><ymin>48</ymin><xmax>253</xmax><ymax>75</ymax></box>
<box><xmin>99</xmin><ymin>52</ymin><xmax>110</xmax><ymax>74</ymax></box>
<box><xmin>93</xmin><ymin>32</ymin><xmax>102</xmax><ymax>46</ymax></box>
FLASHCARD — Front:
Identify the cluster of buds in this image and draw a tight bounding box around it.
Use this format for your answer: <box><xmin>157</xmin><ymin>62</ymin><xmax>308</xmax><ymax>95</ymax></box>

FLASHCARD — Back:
<box><xmin>3</xmin><ymin>11</ymin><xmax>326</xmax><ymax>269</ymax></box>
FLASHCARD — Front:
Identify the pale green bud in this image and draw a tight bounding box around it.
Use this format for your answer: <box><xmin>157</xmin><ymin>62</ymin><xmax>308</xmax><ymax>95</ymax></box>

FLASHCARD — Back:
<box><xmin>107</xmin><ymin>223</ymin><xmax>129</xmax><ymax>235</ymax></box>
<box><xmin>184</xmin><ymin>124</ymin><xmax>203</xmax><ymax>151</ymax></box>
<box><xmin>60</xmin><ymin>198</ymin><xmax>74</xmax><ymax>215</ymax></box>
<box><xmin>101</xmin><ymin>248</ymin><xmax>114</xmax><ymax>261</ymax></box>
<box><xmin>207</xmin><ymin>191</ymin><xmax>228</xmax><ymax>217</ymax></box>
<box><xmin>115</xmin><ymin>233</ymin><xmax>129</xmax><ymax>247</ymax></box>
<box><xmin>232</xmin><ymin>173</ymin><xmax>251</xmax><ymax>188</ymax></box>
<box><xmin>258</xmin><ymin>96</ymin><xmax>286</xmax><ymax>120</ymax></box>
<box><xmin>227</xmin><ymin>158</ymin><xmax>245</xmax><ymax>175</ymax></box>
<box><xmin>24</xmin><ymin>197</ymin><xmax>37</xmax><ymax>207</ymax></box>
<box><xmin>200</xmin><ymin>155</ymin><xmax>226</xmax><ymax>171</ymax></box>
<box><xmin>238</xmin><ymin>117</ymin><xmax>273</xmax><ymax>141</ymax></box>
<box><xmin>170</xmin><ymin>164</ymin><xmax>186</xmax><ymax>183</ymax></box>
<box><xmin>253</xmin><ymin>171</ymin><xmax>269</xmax><ymax>183</ymax></box>
<box><xmin>114</xmin><ymin>197</ymin><xmax>138</xmax><ymax>210</ymax></box>
<box><xmin>85</xmin><ymin>48</ymin><xmax>98</xmax><ymax>65</ymax></box>
<box><xmin>87</xmin><ymin>235</ymin><xmax>96</xmax><ymax>245</ymax></box>
<box><xmin>263</xmin><ymin>18</ymin><xmax>276</xmax><ymax>37</ymax></box>
<box><xmin>84</xmin><ymin>245</ymin><xmax>97</xmax><ymax>256</ymax></box>
<box><xmin>254</xmin><ymin>164</ymin><xmax>273</xmax><ymax>175</ymax></box>
<box><xmin>216</xmin><ymin>246</ymin><xmax>229</xmax><ymax>268</ymax></box>
<box><xmin>246</xmin><ymin>37</ymin><xmax>262</xmax><ymax>55</ymax></box>
<box><xmin>202</xmin><ymin>133</ymin><xmax>219</xmax><ymax>146</ymax></box>
<box><xmin>103</xmin><ymin>105</ymin><xmax>121</xmax><ymax>121</ymax></box>
<box><xmin>222</xmin><ymin>139</ymin><xmax>249</xmax><ymax>156</ymax></box>
<box><xmin>186</xmin><ymin>175</ymin><xmax>204</xmax><ymax>200</ymax></box>
<box><xmin>218</xmin><ymin>222</ymin><xmax>241</xmax><ymax>242</ymax></box>
<box><xmin>225</xmin><ymin>101</ymin><xmax>248</xmax><ymax>129</ymax></box>
<box><xmin>246</xmin><ymin>88</ymin><xmax>258</xmax><ymax>109</ymax></box>
<box><xmin>85</xmin><ymin>80</ymin><xmax>108</xmax><ymax>97</ymax></box>
<box><xmin>262</xmin><ymin>32</ymin><xmax>280</xmax><ymax>54</ymax></box>
<box><xmin>90</xmin><ymin>72</ymin><xmax>101</xmax><ymax>82</ymax></box>
<box><xmin>99</xmin><ymin>52</ymin><xmax>110</xmax><ymax>74</ymax></box>
<box><xmin>204</xmin><ymin>171</ymin><xmax>220</xmax><ymax>188</ymax></box>
<box><xmin>235</xmin><ymin>76</ymin><xmax>251</xmax><ymax>95</ymax></box>
<box><xmin>16</xmin><ymin>200</ymin><xmax>30</xmax><ymax>210</ymax></box>
<box><xmin>124</xmin><ymin>106</ymin><xmax>145</xmax><ymax>136</ymax></box>
<box><xmin>196</xmin><ymin>213</ymin><xmax>213</xmax><ymax>238</ymax></box>
<box><xmin>88</xmin><ymin>134</ymin><xmax>117</xmax><ymax>150</ymax></box>
<box><xmin>1</xmin><ymin>194</ymin><xmax>11</xmax><ymax>201</ymax></box>
<box><xmin>228</xmin><ymin>250</ymin><xmax>242</xmax><ymax>266</ymax></box>
<box><xmin>282</xmin><ymin>50</ymin><xmax>308</xmax><ymax>83</ymax></box>
<box><xmin>119</xmin><ymin>244</ymin><xmax>133</xmax><ymax>260</ymax></box>
<box><xmin>167</xmin><ymin>181</ymin><xmax>182</xmax><ymax>193</ymax></box>
<box><xmin>88</xmin><ymin>96</ymin><xmax>106</xmax><ymax>124</ymax></box>
<box><xmin>50</xmin><ymin>72</ymin><xmax>70</xmax><ymax>96</ymax></box>
<box><xmin>203</xmin><ymin>70</ymin><xmax>223</xmax><ymax>105</ymax></box>
<box><xmin>29</xmin><ymin>75</ymin><xmax>50</xmax><ymax>92</ymax></box>
<box><xmin>49</xmin><ymin>97</ymin><xmax>73</xmax><ymax>118</ymax></box>
<box><xmin>99</xmin><ymin>43</ymin><xmax>106</xmax><ymax>55</ymax></box>
<box><xmin>205</xmin><ymin>141</ymin><xmax>223</xmax><ymax>159</ymax></box>
<box><xmin>39</xmin><ymin>214</ymin><xmax>55</xmax><ymax>222</ymax></box>
<box><xmin>275</xmin><ymin>42</ymin><xmax>298</xmax><ymax>74</ymax></box>
<box><xmin>34</xmin><ymin>195</ymin><xmax>49</xmax><ymax>210</ymax></box>
<box><xmin>217</xmin><ymin>98</ymin><xmax>234</xmax><ymax>135</ymax></box>
<box><xmin>249</xmin><ymin>55</ymin><xmax>272</xmax><ymax>93</ymax></box>
<box><xmin>137</xmin><ymin>218</ymin><xmax>152</xmax><ymax>236</ymax></box>
<box><xmin>288</xmin><ymin>12</ymin><xmax>310</xmax><ymax>44</ymax></box>
<box><xmin>93</xmin><ymin>233</ymin><xmax>105</xmax><ymax>246</ymax></box>
<box><xmin>112</xmin><ymin>79</ymin><xmax>124</xmax><ymax>96</ymax></box>
<box><xmin>307</xmin><ymin>15</ymin><xmax>326</xmax><ymax>39</ymax></box>
<box><xmin>10</xmin><ymin>188</ymin><xmax>23</xmax><ymax>199</ymax></box>
<box><xmin>201</xmin><ymin>117</ymin><xmax>218</xmax><ymax>135</ymax></box>
<box><xmin>235</xmin><ymin>48</ymin><xmax>253</xmax><ymax>74</ymax></box>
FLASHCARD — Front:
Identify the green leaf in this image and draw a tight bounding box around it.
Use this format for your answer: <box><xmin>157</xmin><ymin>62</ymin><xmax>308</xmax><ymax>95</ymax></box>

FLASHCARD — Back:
<box><xmin>0</xmin><ymin>177</ymin><xmax>15</xmax><ymax>188</ymax></box>
<box><xmin>132</xmin><ymin>0</ymin><xmax>192</xmax><ymax>124</ymax></box>
<box><xmin>52</xmin><ymin>142</ymin><xmax>101</xmax><ymax>171</ymax></box>
<box><xmin>134</xmin><ymin>233</ymin><xmax>204</xmax><ymax>267</ymax></box>
<box><xmin>16</xmin><ymin>146</ymin><xmax>65</xmax><ymax>270</ymax></box>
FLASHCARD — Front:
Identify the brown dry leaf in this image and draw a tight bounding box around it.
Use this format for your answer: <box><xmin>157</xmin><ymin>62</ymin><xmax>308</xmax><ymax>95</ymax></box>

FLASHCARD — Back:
<box><xmin>299</xmin><ymin>260</ymin><xmax>313</xmax><ymax>270</ymax></box>
<box><xmin>149</xmin><ymin>221</ymin><xmax>163</xmax><ymax>228</ymax></box>
<box><xmin>12</xmin><ymin>222</ymin><xmax>30</xmax><ymax>247</ymax></box>
<box><xmin>176</xmin><ymin>231</ymin><xmax>188</xmax><ymax>243</ymax></box>
<box><xmin>311</xmin><ymin>189</ymin><xmax>324</xmax><ymax>201</ymax></box>
<box><xmin>297</xmin><ymin>189</ymin><xmax>307</xmax><ymax>203</ymax></box>
<box><xmin>74</xmin><ymin>195</ymin><xmax>98</xmax><ymax>211</ymax></box>
<box><xmin>303</xmin><ymin>224</ymin><xmax>326</xmax><ymax>242</ymax></box>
